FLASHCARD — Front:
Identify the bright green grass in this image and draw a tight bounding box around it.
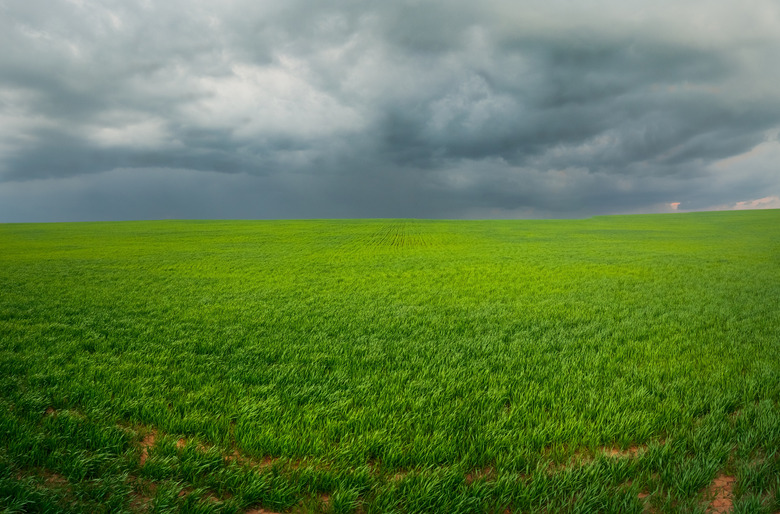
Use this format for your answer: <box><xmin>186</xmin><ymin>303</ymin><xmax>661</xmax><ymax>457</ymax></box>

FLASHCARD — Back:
<box><xmin>1</xmin><ymin>210</ymin><xmax>779</xmax><ymax>513</ymax></box>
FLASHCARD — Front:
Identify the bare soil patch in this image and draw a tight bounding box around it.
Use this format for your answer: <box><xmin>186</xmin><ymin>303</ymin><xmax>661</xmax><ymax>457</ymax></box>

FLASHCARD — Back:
<box><xmin>391</xmin><ymin>471</ymin><xmax>408</xmax><ymax>482</ymax></box>
<box><xmin>602</xmin><ymin>445</ymin><xmax>644</xmax><ymax>458</ymax></box>
<box><xmin>139</xmin><ymin>431</ymin><xmax>156</xmax><ymax>466</ymax></box>
<box><xmin>466</xmin><ymin>466</ymin><xmax>495</xmax><ymax>484</ymax></box>
<box><xmin>706</xmin><ymin>474</ymin><xmax>736</xmax><ymax>513</ymax></box>
<box><xmin>128</xmin><ymin>491</ymin><xmax>152</xmax><ymax>512</ymax></box>
<box><xmin>42</xmin><ymin>471</ymin><xmax>67</xmax><ymax>487</ymax></box>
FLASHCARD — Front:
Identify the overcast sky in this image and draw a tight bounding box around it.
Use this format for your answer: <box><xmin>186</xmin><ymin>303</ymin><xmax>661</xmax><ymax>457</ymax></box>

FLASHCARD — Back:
<box><xmin>1</xmin><ymin>0</ymin><xmax>779</xmax><ymax>222</ymax></box>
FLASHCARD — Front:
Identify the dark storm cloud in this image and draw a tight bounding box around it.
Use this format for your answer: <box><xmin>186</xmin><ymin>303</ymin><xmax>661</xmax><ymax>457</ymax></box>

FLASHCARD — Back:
<box><xmin>1</xmin><ymin>0</ymin><xmax>779</xmax><ymax>221</ymax></box>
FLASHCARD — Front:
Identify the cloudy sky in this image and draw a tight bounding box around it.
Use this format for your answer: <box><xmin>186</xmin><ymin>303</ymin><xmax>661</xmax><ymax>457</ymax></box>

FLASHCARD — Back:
<box><xmin>1</xmin><ymin>0</ymin><xmax>780</xmax><ymax>222</ymax></box>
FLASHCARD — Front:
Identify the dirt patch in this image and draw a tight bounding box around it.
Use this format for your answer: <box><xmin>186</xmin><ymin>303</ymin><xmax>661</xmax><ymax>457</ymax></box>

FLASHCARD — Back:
<box><xmin>543</xmin><ymin>442</ymin><xmax>656</xmax><ymax>473</ymax></box>
<box><xmin>204</xmin><ymin>492</ymin><xmax>222</xmax><ymax>504</ymax></box>
<box><xmin>466</xmin><ymin>466</ymin><xmax>495</xmax><ymax>485</ymax></box>
<box><xmin>44</xmin><ymin>407</ymin><xmax>56</xmax><ymax>417</ymax></box>
<box><xmin>42</xmin><ymin>471</ymin><xmax>67</xmax><ymax>487</ymax></box>
<box><xmin>139</xmin><ymin>431</ymin><xmax>157</xmax><ymax>466</ymax></box>
<box><xmin>176</xmin><ymin>487</ymin><xmax>221</xmax><ymax>505</ymax></box>
<box><xmin>129</xmin><ymin>491</ymin><xmax>153</xmax><ymax>512</ymax></box>
<box><xmin>245</xmin><ymin>508</ymin><xmax>281</xmax><ymax>514</ymax></box>
<box><xmin>706</xmin><ymin>475</ymin><xmax>736</xmax><ymax>513</ymax></box>
<box><xmin>225</xmin><ymin>450</ymin><xmax>275</xmax><ymax>470</ymax></box>
<box><xmin>173</xmin><ymin>436</ymin><xmax>211</xmax><ymax>453</ymax></box>
<box><xmin>602</xmin><ymin>445</ymin><xmax>645</xmax><ymax>458</ymax></box>
<box><xmin>390</xmin><ymin>471</ymin><xmax>409</xmax><ymax>482</ymax></box>
<box><xmin>637</xmin><ymin>490</ymin><xmax>657</xmax><ymax>513</ymax></box>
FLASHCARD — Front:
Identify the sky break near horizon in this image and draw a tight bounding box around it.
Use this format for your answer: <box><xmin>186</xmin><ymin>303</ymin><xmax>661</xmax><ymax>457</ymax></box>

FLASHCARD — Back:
<box><xmin>1</xmin><ymin>0</ymin><xmax>780</xmax><ymax>221</ymax></box>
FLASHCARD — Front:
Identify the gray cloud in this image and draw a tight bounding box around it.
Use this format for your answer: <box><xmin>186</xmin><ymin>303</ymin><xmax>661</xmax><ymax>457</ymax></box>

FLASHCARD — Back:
<box><xmin>1</xmin><ymin>0</ymin><xmax>779</xmax><ymax>221</ymax></box>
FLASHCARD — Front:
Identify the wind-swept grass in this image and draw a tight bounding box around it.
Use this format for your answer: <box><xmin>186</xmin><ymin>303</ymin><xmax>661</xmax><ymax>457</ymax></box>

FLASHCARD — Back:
<box><xmin>1</xmin><ymin>210</ymin><xmax>779</xmax><ymax>512</ymax></box>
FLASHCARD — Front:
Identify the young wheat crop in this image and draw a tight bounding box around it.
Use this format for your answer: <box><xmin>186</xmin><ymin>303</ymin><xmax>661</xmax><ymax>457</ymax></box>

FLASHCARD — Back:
<box><xmin>1</xmin><ymin>210</ymin><xmax>778</xmax><ymax>512</ymax></box>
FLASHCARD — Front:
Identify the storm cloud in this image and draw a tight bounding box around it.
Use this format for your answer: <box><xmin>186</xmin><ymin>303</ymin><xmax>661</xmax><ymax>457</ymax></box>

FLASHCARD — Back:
<box><xmin>1</xmin><ymin>0</ymin><xmax>779</xmax><ymax>221</ymax></box>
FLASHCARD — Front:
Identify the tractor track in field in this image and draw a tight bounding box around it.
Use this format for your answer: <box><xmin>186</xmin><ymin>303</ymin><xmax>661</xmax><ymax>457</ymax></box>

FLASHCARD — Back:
<box><xmin>366</xmin><ymin>221</ymin><xmax>430</xmax><ymax>249</ymax></box>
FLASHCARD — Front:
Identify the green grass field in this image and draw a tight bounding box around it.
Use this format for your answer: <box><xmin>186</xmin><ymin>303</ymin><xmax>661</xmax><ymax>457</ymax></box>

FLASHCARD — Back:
<box><xmin>1</xmin><ymin>210</ymin><xmax>779</xmax><ymax>513</ymax></box>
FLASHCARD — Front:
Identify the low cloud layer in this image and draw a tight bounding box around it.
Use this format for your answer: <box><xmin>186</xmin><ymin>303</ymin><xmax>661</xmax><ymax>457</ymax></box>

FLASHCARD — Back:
<box><xmin>1</xmin><ymin>0</ymin><xmax>779</xmax><ymax>221</ymax></box>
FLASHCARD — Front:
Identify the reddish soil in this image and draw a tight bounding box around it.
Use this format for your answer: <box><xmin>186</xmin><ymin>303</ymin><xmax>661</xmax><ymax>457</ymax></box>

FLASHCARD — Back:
<box><xmin>129</xmin><ymin>491</ymin><xmax>152</xmax><ymax>511</ymax></box>
<box><xmin>391</xmin><ymin>471</ymin><xmax>408</xmax><ymax>481</ymax></box>
<box><xmin>545</xmin><ymin>442</ymin><xmax>654</xmax><ymax>473</ymax></box>
<box><xmin>139</xmin><ymin>431</ymin><xmax>156</xmax><ymax>466</ymax></box>
<box><xmin>466</xmin><ymin>466</ymin><xmax>495</xmax><ymax>484</ymax></box>
<box><xmin>42</xmin><ymin>471</ymin><xmax>67</xmax><ymax>486</ymax></box>
<box><xmin>706</xmin><ymin>475</ymin><xmax>736</xmax><ymax>513</ymax></box>
<box><xmin>225</xmin><ymin>450</ymin><xmax>274</xmax><ymax>470</ymax></box>
<box><xmin>602</xmin><ymin>445</ymin><xmax>644</xmax><ymax>458</ymax></box>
